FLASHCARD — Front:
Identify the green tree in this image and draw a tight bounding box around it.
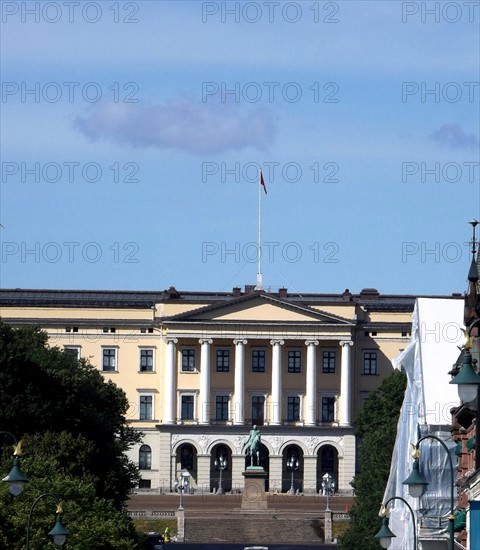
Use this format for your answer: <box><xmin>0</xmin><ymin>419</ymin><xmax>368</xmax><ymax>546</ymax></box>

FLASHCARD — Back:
<box><xmin>0</xmin><ymin>323</ymin><xmax>140</xmax><ymax>504</ymax></box>
<box><xmin>0</xmin><ymin>323</ymin><xmax>143</xmax><ymax>548</ymax></box>
<box><xmin>0</xmin><ymin>433</ymin><xmax>141</xmax><ymax>550</ymax></box>
<box><xmin>339</xmin><ymin>370</ymin><xmax>407</xmax><ymax>550</ymax></box>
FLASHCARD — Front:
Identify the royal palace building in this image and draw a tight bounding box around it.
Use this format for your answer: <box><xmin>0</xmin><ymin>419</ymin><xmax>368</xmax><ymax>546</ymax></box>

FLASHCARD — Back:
<box><xmin>0</xmin><ymin>286</ymin><xmax>462</xmax><ymax>496</ymax></box>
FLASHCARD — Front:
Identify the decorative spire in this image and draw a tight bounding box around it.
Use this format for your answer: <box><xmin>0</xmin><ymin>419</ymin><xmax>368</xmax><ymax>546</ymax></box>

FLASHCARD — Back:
<box><xmin>465</xmin><ymin>220</ymin><xmax>480</xmax><ymax>326</ymax></box>
<box><xmin>468</xmin><ymin>220</ymin><xmax>479</xmax><ymax>282</ymax></box>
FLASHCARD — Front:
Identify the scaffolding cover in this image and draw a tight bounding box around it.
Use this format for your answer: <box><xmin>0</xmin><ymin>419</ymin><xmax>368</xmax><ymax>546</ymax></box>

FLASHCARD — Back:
<box><xmin>382</xmin><ymin>298</ymin><xmax>463</xmax><ymax>550</ymax></box>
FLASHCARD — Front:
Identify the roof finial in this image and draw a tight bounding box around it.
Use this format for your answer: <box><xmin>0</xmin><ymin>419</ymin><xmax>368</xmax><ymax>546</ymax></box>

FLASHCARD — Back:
<box><xmin>468</xmin><ymin>220</ymin><xmax>479</xmax><ymax>282</ymax></box>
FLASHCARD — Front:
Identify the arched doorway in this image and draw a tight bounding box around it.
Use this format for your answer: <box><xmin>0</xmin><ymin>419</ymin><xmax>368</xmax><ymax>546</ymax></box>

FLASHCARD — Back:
<box><xmin>316</xmin><ymin>444</ymin><xmax>338</xmax><ymax>493</ymax></box>
<box><xmin>282</xmin><ymin>444</ymin><xmax>303</xmax><ymax>493</ymax></box>
<box><xmin>210</xmin><ymin>444</ymin><xmax>232</xmax><ymax>493</ymax></box>
<box><xmin>175</xmin><ymin>443</ymin><xmax>197</xmax><ymax>492</ymax></box>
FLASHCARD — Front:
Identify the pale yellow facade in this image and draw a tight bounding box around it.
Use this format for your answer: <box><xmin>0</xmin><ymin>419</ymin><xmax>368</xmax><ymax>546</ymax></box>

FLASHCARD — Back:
<box><xmin>1</xmin><ymin>287</ymin><xmax>457</xmax><ymax>496</ymax></box>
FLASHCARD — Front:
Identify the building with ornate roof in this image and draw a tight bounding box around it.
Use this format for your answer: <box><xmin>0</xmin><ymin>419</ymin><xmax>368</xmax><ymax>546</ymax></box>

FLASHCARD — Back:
<box><xmin>0</xmin><ymin>286</ymin><xmax>462</xmax><ymax>496</ymax></box>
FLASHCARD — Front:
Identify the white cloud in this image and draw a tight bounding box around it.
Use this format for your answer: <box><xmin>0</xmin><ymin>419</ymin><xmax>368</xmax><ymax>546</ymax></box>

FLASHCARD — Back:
<box><xmin>74</xmin><ymin>99</ymin><xmax>276</xmax><ymax>155</ymax></box>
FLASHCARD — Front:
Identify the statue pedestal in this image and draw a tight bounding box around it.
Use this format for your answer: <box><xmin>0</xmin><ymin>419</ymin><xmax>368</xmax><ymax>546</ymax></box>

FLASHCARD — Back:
<box><xmin>241</xmin><ymin>467</ymin><xmax>268</xmax><ymax>511</ymax></box>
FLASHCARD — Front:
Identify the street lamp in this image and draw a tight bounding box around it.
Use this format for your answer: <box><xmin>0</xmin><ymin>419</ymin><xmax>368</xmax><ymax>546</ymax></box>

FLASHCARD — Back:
<box><xmin>450</xmin><ymin>348</ymin><xmax>480</xmax><ymax>403</ymax></box>
<box><xmin>450</xmin><ymin>346</ymin><xmax>480</xmax><ymax>465</ymax></box>
<box><xmin>174</xmin><ymin>477</ymin><xmax>187</xmax><ymax>511</ymax></box>
<box><xmin>321</xmin><ymin>473</ymin><xmax>335</xmax><ymax>512</ymax></box>
<box><xmin>374</xmin><ymin>496</ymin><xmax>417</xmax><ymax>549</ymax></box>
<box><xmin>286</xmin><ymin>455</ymin><xmax>299</xmax><ymax>495</ymax></box>
<box><xmin>402</xmin><ymin>457</ymin><xmax>428</xmax><ymax>498</ymax></box>
<box><xmin>0</xmin><ymin>431</ymin><xmax>28</xmax><ymax>496</ymax></box>
<box><xmin>26</xmin><ymin>493</ymin><xmax>69</xmax><ymax>549</ymax></box>
<box><xmin>214</xmin><ymin>454</ymin><xmax>227</xmax><ymax>495</ymax></box>
<box><xmin>403</xmin><ymin>437</ymin><xmax>455</xmax><ymax>550</ymax></box>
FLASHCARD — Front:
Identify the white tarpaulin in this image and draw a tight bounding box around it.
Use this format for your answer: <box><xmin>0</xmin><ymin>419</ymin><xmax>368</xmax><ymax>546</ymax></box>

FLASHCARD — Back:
<box><xmin>382</xmin><ymin>298</ymin><xmax>464</xmax><ymax>550</ymax></box>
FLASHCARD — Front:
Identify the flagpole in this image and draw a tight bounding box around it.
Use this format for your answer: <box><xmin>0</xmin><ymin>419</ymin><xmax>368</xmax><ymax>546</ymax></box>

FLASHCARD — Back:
<box><xmin>255</xmin><ymin>168</ymin><xmax>263</xmax><ymax>291</ymax></box>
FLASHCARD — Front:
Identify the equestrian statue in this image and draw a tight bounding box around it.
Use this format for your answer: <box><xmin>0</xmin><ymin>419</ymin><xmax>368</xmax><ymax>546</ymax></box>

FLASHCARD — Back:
<box><xmin>244</xmin><ymin>425</ymin><xmax>261</xmax><ymax>468</ymax></box>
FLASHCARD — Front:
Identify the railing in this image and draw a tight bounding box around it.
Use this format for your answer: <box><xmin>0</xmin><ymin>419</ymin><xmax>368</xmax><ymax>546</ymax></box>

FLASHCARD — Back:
<box><xmin>127</xmin><ymin>510</ymin><xmax>176</xmax><ymax>518</ymax></box>
<box><xmin>332</xmin><ymin>512</ymin><xmax>350</xmax><ymax>520</ymax></box>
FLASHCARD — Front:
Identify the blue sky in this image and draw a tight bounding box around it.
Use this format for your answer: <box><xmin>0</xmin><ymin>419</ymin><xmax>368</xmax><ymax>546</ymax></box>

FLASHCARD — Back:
<box><xmin>1</xmin><ymin>1</ymin><xmax>479</xmax><ymax>295</ymax></box>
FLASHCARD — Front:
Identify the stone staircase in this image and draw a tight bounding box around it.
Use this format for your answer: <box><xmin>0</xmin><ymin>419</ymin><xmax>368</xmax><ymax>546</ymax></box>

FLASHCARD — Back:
<box><xmin>184</xmin><ymin>512</ymin><xmax>325</xmax><ymax>544</ymax></box>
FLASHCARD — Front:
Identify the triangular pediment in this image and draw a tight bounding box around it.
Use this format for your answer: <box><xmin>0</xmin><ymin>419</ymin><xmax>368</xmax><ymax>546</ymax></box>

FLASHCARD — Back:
<box><xmin>164</xmin><ymin>293</ymin><xmax>352</xmax><ymax>325</ymax></box>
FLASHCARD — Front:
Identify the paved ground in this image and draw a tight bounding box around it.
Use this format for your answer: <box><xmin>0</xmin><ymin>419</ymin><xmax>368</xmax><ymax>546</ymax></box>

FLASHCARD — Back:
<box><xmin>131</xmin><ymin>494</ymin><xmax>350</xmax><ymax>547</ymax></box>
<box><xmin>171</xmin><ymin>545</ymin><xmax>337</xmax><ymax>549</ymax></box>
<box><xmin>128</xmin><ymin>493</ymin><xmax>353</xmax><ymax>515</ymax></box>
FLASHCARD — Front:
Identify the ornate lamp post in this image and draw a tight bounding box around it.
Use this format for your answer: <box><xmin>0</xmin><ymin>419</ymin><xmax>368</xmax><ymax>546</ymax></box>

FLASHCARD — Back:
<box><xmin>321</xmin><ymin>473</ymin><xmax>335</xmax><ymax>511</ymax></box>
<box><xmin>286</xmin><ymin>454</ymin><xmax>299</xmax><ymax>495</ymax></box>
<box><xmin>449</xmin><ymin>224</ymin><xmax>480</xmax><ymax>472</ymax></box>
<box><xmin>374</xmin><ymin>496</ymin><xmax>417</xmax><ymax>549</ymax></box>
<box><xmin>214</xmin><ymin>454</ymin><xmax>227</xmax><ymax>495</ymax></box>
<box><xmin>0</xmin><ymin>431</ymin><xmax>28</xmax><ymax>496</ymax></box>
<box><xmin>26</xmin><ymin>494</ymin><xmax>69</xmax><ymax>549</ymax></box>
<box><xmin>403</xmin><ymin>437</ymin><xmax>455</xmax><ymax>550</ymax></box>
<box><xmin>450</xmin><ymin>330</ymin><xmax>480</xmax><ymax>472</ymax></box>
<box><xmin>174</xmin><ymin>477</ymin><xmax>187</xmax><ymax>511</ymax></box>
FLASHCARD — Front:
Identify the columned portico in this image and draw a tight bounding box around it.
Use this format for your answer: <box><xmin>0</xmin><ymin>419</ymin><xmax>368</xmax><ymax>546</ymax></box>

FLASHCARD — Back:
<box><xmin>199</xmin><ymin>338</ymin><xmax>212</xmax><ymax>424</ymax></box>
<box><xmin>164</xmin><ymin>338</ymin><xmax>178</xmax><ymax>424</ymax></box>
<box><xmin>270</xmin><ymin>340</ymin><xmax>284</xmax><ymax>425</ymax></box>
<box><xmin>305</xmin><ymin>340</ymin><xmax>319</xmax><ymax>426</ymax></box>
<box><xmin>233</xmin><ymin>339</ymin><xmax>248</xmax><ymax>425</ymax></box>
<box><xmin>339</xmin><ymin>340</ymin><xmax>354</xmax><ymax>426</ymax></box>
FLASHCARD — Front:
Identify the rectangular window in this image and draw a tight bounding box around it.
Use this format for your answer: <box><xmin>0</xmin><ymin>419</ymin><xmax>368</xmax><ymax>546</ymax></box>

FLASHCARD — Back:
<box><xmin>140</xmin><ymin>395</ymin><xmax>153</xmax><ymax>420</ymax></box>
<box><xmin>252</xmin><ymin>350</ymin><xmax>266</xmax><ymax>373</ymax></box>
<box><xmin>181</xmin><ymin>349</ymin><xmax>195</xmax><ymax>372</ymax></box>
<box><xmin>181</xmin><ymin>395</ymin><xmax>195</xmax><ymax>421</ymax></box>
<box><xmin>64</xmin><ymin>346</ymin><xmax>80</xmax><ymax>360</ymax></box>
<box><xmin>215</xmin><ymin>395</ymin><xmax>229</xmax><ymax>420</ymax></box>
<box><xmin>287</xmin><ymin>396</ymin><xmax>300</xmax><ymax>422</ymax></box>
<box><xmin>287</xmin><ymin>350</ymin><xmax>301</xmax><ymax>373</ymax></box>
<box><xmin>251</xmin><ymin>396</ymin><xmax>265</xmax><ymax>425</ymax></box>
<box><xmin>216</xmin><ymin>350</ymin><xmax>230</xmax><ymax>372</ymax></box>
<box><xmin>363</xmin><ymin>351</ymin><xmax>378</xmax><ymax>375</ymax></box>
<box><xmin>322</xmin><ymin>350</ymin><xmax>336</xmax><ymax>373</ymax></box>
<box><xmin>102</xmin><ymin>348</ymin><xmax>117</xmax><ymax>372</ymax></box>
<box><xmin>140</xmin><ymin>349</ymin><xmax>154</xmax><ymax>372</ymax></box>
<box><xmin>321</xmin><ymin>396</ymin><xmax>335</xmax><ymax>422</ymax></box>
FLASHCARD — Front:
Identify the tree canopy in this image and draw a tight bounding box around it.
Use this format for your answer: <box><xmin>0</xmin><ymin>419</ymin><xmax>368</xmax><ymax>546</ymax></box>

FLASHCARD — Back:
<box><xmin>0</xmin><ymin>322</ymin><xmax>142</xmax><ymax>548</ymax></box>
<box><xmin>338</xmin><ymin>370</ymin><xmax>407</xmax><ymax>550</ymax></box>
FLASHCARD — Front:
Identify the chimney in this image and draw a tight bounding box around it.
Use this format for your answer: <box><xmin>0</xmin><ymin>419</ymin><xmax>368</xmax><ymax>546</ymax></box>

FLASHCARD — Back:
<box><xmin>232</xmin><ymin>287</ymin><xmax>241</xmax><ymax>297</ymax></box>
<box><xmin>342</xmin><ymin>289</ymin><xmax>352</xmax><ymax>301</ymax></box>
<box><xmin>166</xmin><ymin>286</ymin><xmax>180</xmax><ymax>299</ymax></box>
<box><xmin>359</xmin><ymin>288</ymin><xmax>380</xmax><ymax>300</ymax></box>
<box><xmin>278</xmin><ymin>288</ymin><xmax>288</xmax><ymax>299</ymax></box>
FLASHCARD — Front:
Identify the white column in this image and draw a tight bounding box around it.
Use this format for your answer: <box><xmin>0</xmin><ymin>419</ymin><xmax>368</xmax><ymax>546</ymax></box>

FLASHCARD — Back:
<box><xmin>270</xmin><ymin>339</ymin><xmax>284</xmax><ymax>425</ymax></box>
<box><xmin>231</xmin><ymin>454</ymin><xmax>246</xmax><ymax>491</ymax></box>
<box><xmin>233</xmin><ymin>339</ymin><xmax>247</xmax><ymax>425</ymax></box>
<box><xmin>305</xmin><ymin>340</ymin><xmax>319</xmax><ymax>426</ymax></box>
<box><xmin>164</xmin><ymin>338</ymin><xmax>178</xmax><ymax>424</ymax></box>
<box><xmin>339</xmin><ymin>340</ymin><xmax>353</xmax><ymax>426</ymax></box>
<box><xmin>196</xmin><ymin>454</ymin><xmax>211</xmax><ymax>492</ymax></box>
<box><xmin>268</xmin><ymin>456</ymin><xmax>283</xmax><ymax>493</ymax></box>
<box><xmin>303</xmin><ymin>456</ymin><xmax>318</xmax><ymax>495</ymax></box>
<box><xmin>199</xmin><ymin>338</ymin><xmax>212</xmax><ymax>424</ymax></box>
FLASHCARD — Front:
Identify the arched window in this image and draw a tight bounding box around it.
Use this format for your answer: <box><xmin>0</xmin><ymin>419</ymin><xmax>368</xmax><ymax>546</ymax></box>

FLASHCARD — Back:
<box><xmin>321</xmin><ymin>446</ymin><xmax>335</xmax><ymax>472</ymax></box>
<box><xmin>181</xmin><ymin>445</ymin><xmax>194</xmax><ymax>470</ymax></box>
<box><xmin>139</xmin><ymin>444</ymin><xmax>152</xmax><ymax>470</ymax></box>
